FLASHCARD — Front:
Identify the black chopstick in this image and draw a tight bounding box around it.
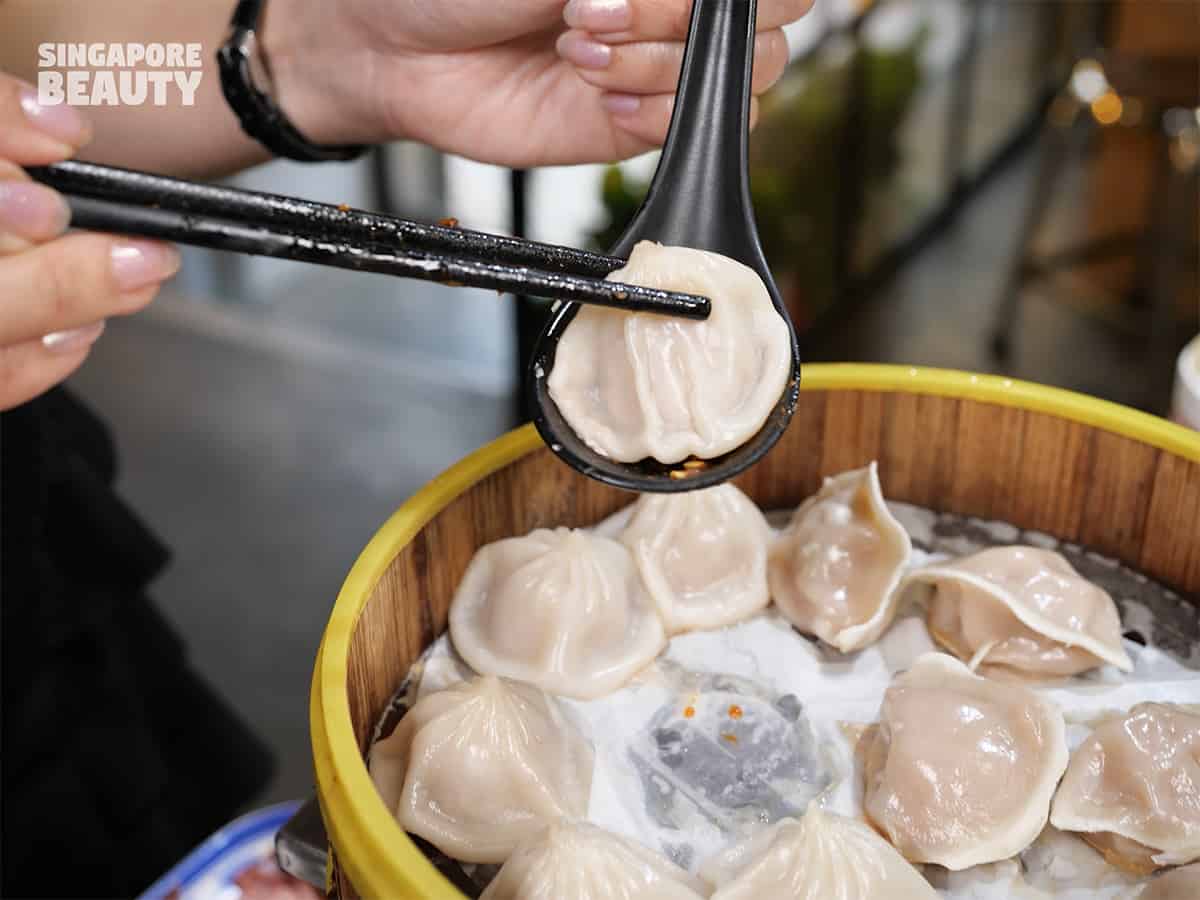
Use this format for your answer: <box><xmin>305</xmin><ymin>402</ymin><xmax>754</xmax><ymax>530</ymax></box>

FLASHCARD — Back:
<box><xmin>28</xmin><ymin>161</ymin><xmax>710</xmax><ymax>320</ymax></box>
<box><xmin>32</xmin><ymin>161</ymin><xmax>618</xmax><ymax>275</ymax></box>
<box><xmin>60</xmin><ymin>194</ymin><xmax>710</xmax><ymax>318</ymax></box>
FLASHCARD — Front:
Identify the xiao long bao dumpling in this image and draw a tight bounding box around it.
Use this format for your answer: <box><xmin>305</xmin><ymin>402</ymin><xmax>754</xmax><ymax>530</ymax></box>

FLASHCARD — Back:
<box><xmin>1050</xmin><ymin>702</ymin><xmax>1200</xmax><ymax>874</ymax></box>
<box><xmin>368</xmin><ymin>676</ymin><xmax>593</xmax><ymax>864</ymax></box>
<box><xmin>481</xmin><ymin>820</ymin><xmax>708</xmax><ymax>900</ymax></box>
<box><xmin>699</xmin><ymin>805</ymin><xmax>939</xmax><ymax>900</ymax></box>
<box><xmin>861</xmin><ymin>652</ymin><xmax>1069</xmax><ymax>870</ymax></box>
<box><xmin>546</xmin><ymin>241</ymin><xmax>792</xmax><ymax>464</ymax></box>
<box><xmin>908</xmin><ymin>546</ymin><xmax>1132</xmax><ymax>679</ymax></box>
<box><xmin>449</xmin><ymin>527</ymin><xmax>665</xmax><ymax>699</ymax></box>
<box><xmin>768</xmin><ymin>462</ymin><xmax>912</xmax><ymax>652</ymax></box>
<box><xmin>618</xmin><ymin>484</ymin><xmax>771</xmax><ymax>634</ymax></box>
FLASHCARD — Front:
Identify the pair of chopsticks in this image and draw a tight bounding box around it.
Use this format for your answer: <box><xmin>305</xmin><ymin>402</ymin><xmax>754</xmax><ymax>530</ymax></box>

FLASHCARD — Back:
<box><xmin>24</xmin><ymin>161</ymin><xmax>711</xmax><ymax>320</ymax></box>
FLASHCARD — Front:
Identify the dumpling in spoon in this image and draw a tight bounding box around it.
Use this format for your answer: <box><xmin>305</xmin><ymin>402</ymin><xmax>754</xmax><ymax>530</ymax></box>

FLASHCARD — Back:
<box><xmin>481</xmin><ymin>820</ymin><xmax>708</xmax><ymax>900</ymax></box>
<box><xmin>1050</xmin><ymin>702</ymin><xmax>1200</xmax><ymax>874</ymax></box>
<box><xmin>619</xmin><ymin>484</ymin><xmax>771</xmax><ymax>634</ymax></box>
<box><xmin>699</xmin><ymin>805</ymin><xmax>939</xmax><ymax>900</ymax></box>
<box><xmin>768</xmin><ymin>463</ymin><xmax>911</xmax><ymax>652</ymax></box>
<box><xmin>369</xmin><ymin>676</ymin><xmax>593</xmax><ymax>864</ymax></box>
<box><xmin>861</xmin><ymin>652</ymin><xmax>1069</xmax><ymax>870</ymax></box>
<box><xmin>449</xmin><ymin>527</ymin><xmax>666</xmax><ymax>699</ymax></box>
<box><xmin>908</xmin><ymin>546</ymin><xmax>1132</xmax><ymax>679</ymax></box>
<box><xmin>546</xmin><ymin>241</ymin><xmax>792</xmax><ymax>464</ymax></box>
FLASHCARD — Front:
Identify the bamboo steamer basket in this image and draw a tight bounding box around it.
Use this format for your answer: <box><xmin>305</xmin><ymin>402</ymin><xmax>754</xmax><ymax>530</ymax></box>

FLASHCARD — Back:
<box><xmin>311</xmin><ymin>364</ymin><xmax>1200</xmax><ymax>899</ymax></box>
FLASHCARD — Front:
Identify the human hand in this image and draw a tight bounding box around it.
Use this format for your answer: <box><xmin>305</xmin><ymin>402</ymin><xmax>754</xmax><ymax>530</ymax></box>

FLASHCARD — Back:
<box><xmin>0</xmin><ymin>73</ymin><xmax>180</xmax><ymax>411</ymax></box>
<box><xmin>266</xmin><ymin>0</ymin><xmax>812</xmax><ymax>168</ymax></box>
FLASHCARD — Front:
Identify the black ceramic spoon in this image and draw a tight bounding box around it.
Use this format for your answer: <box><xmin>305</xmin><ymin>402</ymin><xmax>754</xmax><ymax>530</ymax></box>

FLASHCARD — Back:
<box><xmin>528</xmin><ymin>0</ymin><xmax>802</xmax><ymax>493</ymax></box>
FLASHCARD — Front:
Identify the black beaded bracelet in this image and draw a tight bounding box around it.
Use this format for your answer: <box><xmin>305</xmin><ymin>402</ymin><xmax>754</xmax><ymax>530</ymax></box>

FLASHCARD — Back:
<box><xmin>217</xmin><ymin>0</ymin><xmax>367</xmax><ymax>163</ymax></box>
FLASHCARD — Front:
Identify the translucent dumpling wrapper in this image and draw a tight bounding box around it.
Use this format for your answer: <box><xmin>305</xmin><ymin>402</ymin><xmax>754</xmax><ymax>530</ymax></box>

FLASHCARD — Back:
<box><xmin>768</xmin><ymin>463</ymin><xmax>912</xmax><ymax>652</ymax></box>
<box><xmin>368</xmin><ymin>676</ymin><xmax>594</xmax><ymax>864</ymax></box>
<box><xmin>449</xmin><ymin>527</ymin><xmax>666</xmax><ymax>699</ymax></box>
<box><xmin>861</xmin><ymin>652</ymin><xmax>1069</xmax><ymax>870</ymax></box>
<box><xmin>699</xmin><ymin>805</ymin><xmax>939</xmax><ymax>900</ymax></box>
<box><xmin>619</xmin><ymin>484</ymin><xmax>771</xmax><ymax>634</ymax></box>
<box><xmin>908</xmin><ymin>545</ymin><xmax>1133</xmax><ymax>679</ymax></box>
<box><xmin>480</xmin><ymin>820</ymin><xmax>708</xmax><ymax>900</ymax></box>
<box><xmin>1050</xmin><ymin>702</ymin><xmax>1200</xmax><ymax>874</ymax></box>
<box><xmin>546</xmin><ymin>241</ymin><xmax>792</xmax><ymax>464</ymax></box>
<box><xmin>1137</xmin><ymin>862</ymin><xmax>1200</xmax><ymax>900</ymax></box>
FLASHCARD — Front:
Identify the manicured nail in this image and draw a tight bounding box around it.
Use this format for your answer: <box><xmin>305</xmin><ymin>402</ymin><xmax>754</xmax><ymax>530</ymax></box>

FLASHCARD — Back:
<box><xmin>111</xmin><ymin>240</ymin><xmax>181</xmax><ymax>292</ymax></box>
<box><xmin>563</xmin><ymin>0</ymin><xmax>632</xmax><ymax>32</ymax></box>
<box><xmin>0</xmin><ymin>181</ymin><xmax>70</xmax><ymax>239</ymax></box>
<box><xmin>43</xmin><ymin>320</ymin><xmax>106</xmax><ymax>354</ymax></box>
<box><xmin>601</xmin><ymin>93</ymin><xmax>641</xmax><ymax>116</ymax></box>
<box><xmin>19</xmin><ymin>84</ymin><xmax>90</xmax><ymax>146</ymax></box>
<box><xmin>556</xmin><ymin>31</ymin><xmax>612</xmax><ymax>70</ymax></box>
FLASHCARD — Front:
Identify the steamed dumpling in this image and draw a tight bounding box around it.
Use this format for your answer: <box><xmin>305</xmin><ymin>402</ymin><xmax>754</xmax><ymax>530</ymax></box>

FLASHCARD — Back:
<box><xmin>768</xmin><ymin>463</ymin><xmax>912</xmax><ymax>652</ymax></box>
<box><xmin>1050</xmin><ymin>702</ymin><xmax>1200</xmax><ymax>873</ymax></box>
<box><xmin>909</xmin><ymin>546</ymin><xmax>1132</xmax><ymax>679</ymax></box>
<box><xmin>862</xmin><ymin>652</ymin><xmax>1069</xmax><ymax>870</ymax></box>
<box><xmin>368</xmin><ymin>676</ymin><xmax>593</xmax><ymax>864</ymax></box>
<box><xmin>546</xmin><ymin>241</ymin><xmax>792</xmax><ymax>463</ymax></box>
<box><xmin>449</xmin><ymin>527</ymin><xmax>666</xmax><ymax>699</ymax></box>
<box><xmin>700</xmin><ymin>806</ymin><xmax>939</xmax><ymax>899</ymax></box>
<box><xmin>618</xmin><ymin>484</ymin><xmax>771</xmax><ymax>634</ymax></box>
<box><xmin>480</xmin><ymin>821</ymin><xmax>708</xmax><ymax>900</ymax></box>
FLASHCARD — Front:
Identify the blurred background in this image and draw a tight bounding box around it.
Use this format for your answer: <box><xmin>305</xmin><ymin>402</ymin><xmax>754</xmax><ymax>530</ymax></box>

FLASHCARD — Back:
<box><xmin>69</xmin><ymin>0</ymin><xmax>1199</xmax><ymax>806</ymax></box>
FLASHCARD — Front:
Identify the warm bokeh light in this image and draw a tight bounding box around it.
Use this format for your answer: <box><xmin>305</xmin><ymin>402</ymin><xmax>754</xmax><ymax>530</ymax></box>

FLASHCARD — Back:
<box><xmin>1090</xmin><ymin>90</ymin><xmax>1123</xmax><ymax>125</ymax></box>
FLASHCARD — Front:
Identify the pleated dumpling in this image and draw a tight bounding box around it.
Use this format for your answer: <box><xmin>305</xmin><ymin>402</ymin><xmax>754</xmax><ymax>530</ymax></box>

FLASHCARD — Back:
<box><xmin>618</xmin><ymin>484</ymin><xmax>771</xmax><ymax>634</ymax></box>
<box><xmin>910</xmin><ymin>546</ymin><xmax>1132</xmax><ymax>679</ymax></box>
<box><xmin>546</xmin><ymin>241</ymin><xmax>792</xmax><ymax>464</ymax></box>
<box><xmin>768</xmin><ymin>463</ymin><xmax>912</xmax><ymax>652</ymax></box>
<box><xmin>449</xmin><ymin>527</ymin><xmax>666</xmax><ymax>699</ymax></box>
<box><xmin>480</xmin><ymin>821</ymin><xmax>708</xmax><ymax>900</ymax></box>
<box><xmin>699</xmin><ymin>806</ymin><xmax>939</xmax><ymax>900</ymax></box>
<box><xmin>368</xmin><ymin>676</ymin><xmax>593</xmax><ymax>864</ymax></box>
<box><xmin>1050</xmin><ymin>702</ymin><xmax>1200</xmax><ymax>873</ymax></box>
<box><xmin>861</xmin><ymin>652</ymin><xmax>1069</xmax><ymax>870</ymax></box>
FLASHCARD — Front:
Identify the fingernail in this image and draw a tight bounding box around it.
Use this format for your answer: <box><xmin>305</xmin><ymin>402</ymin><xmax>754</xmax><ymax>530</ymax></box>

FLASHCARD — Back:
<box><xmin>563</xmin><ymin>0</ymin><xmax>632</xmax><ymax>32</ymax></box>
<box><xmin>111</xmin><ymin>240</ymin><xmax>181</xmax><ymax>292</ymax></box>
<box><xmin>0</xmin><ymin>181</ymin><xmax>71</xmax><ymax>239</ymax></box>
<box><xmin>43</xmin><ymin>320</ymin><xmax>106</xmax><ymax>354</ymax></box>
<box><xmin>601</xmin><ymin>93</ymin><xmax>641</xmax><ymax>116</ymax></box>
<box><xmin>19</xmin><ymin>84</ymin><xmax>90</xmax><ymax>147</ymax></box>
<box><xmin>556</xmin><ymin>31</ymin><xmax>612</xmax><ymax>70</ymax></box>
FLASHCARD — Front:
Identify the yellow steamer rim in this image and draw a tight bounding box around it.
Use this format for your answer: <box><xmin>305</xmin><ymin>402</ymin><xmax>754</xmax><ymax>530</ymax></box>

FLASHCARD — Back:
<box><xmin>311</xmin><ymin>363</ymin><xmax>1200</xmax><ymax>900</ymax></box>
